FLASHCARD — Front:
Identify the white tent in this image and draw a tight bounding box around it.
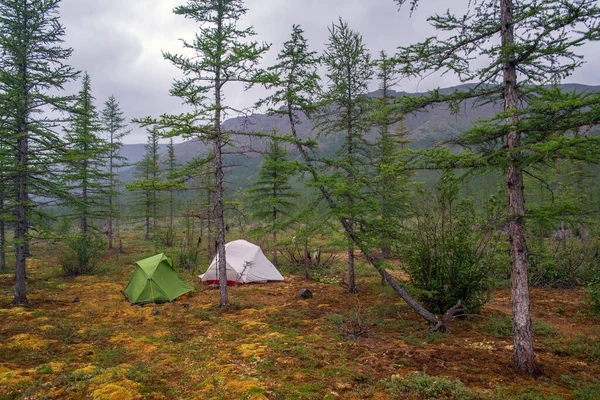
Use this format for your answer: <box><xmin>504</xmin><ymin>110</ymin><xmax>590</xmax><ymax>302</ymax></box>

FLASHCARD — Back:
<box><xmin>199</xmin><ymin>239</ymin><xmax>284</xmax><ymax>285</ymax></box>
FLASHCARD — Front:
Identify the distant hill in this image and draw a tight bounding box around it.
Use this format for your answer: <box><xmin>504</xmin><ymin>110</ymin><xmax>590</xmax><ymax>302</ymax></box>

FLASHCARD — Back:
<box><xmin>118</xmin><ymin>83</ymin><xmax>600</xmax><ymax>189</ymax></box>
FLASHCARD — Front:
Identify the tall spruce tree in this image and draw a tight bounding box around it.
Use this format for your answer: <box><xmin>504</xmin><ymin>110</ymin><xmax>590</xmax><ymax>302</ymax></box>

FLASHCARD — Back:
<box><xmin>101</xmin><ymin>95</ymin><xmax>129</xmax><ymax>250</ymax></box>
<box><xmin>394</xmin><ymin>0</ymin><xmax>600</xmax><ymax>375</ymax></box>
<box><xmin>260</xmin><ymin>24</ymin><xmax>441</xmax><ymax>329</ymax></box>
<box><xmin>0</xmin><ymin>0</ymin><xmax>78</xmax><ymax>304</ymax></box>
<box><xmin>247</xmin><ymin>131</ymin><xmax>299</xmax><ymax>265</ymax></box>
<box><xmin>318</xmin><ymin>18</ymin><xmax>375</xmax><ymax>293</ymax></box>
<box><xmin>144</xmin><ymin>0</ymin><xmax>270</xmax><ymax>306</ymax></box>
<box><xmin>62</xmin><ymin>73</ymin><xmax>111</xmax><ymax>238</ymax></box>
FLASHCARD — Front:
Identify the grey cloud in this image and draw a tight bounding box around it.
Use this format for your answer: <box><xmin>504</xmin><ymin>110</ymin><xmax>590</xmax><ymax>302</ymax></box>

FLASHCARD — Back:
<box><xmin>54</xmin><ymin>0</ymin><xmax>600</xmax><ymax>143</ymax></box>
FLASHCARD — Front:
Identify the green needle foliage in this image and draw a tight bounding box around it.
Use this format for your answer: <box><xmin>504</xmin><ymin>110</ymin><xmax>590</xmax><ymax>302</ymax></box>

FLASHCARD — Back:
<box><xmin>146</xmin><ymin>0</ymin><xmax>270</xmax><ymax>307</ymax></box>
<box><xmin>0</xmin><ymin>0</ymin><xmax>78</xmax><ymax>303</ymax></box>
<box><xmin>259</xmin><ymin>20</ymin><xmax>441</xmax><ymax>330</ymax></box>
<box><xmin>127</xmin><ymin>127</ymin><xmax>166</xmax><ymax>242</ymax></box>
<box><xmin>368</xmin><ymin>50</ymin><xmax>412</xmax><ymax>258</ymax></box>
<box><xmin>62</xmin><ymin>73</ymin><xmax>111</xmax><ymax>236</ymax></box>
<box><xmin>61</xmin><ymin>73</ymin><xmax>111</xmax><ymax>275</ymax></box>
<box><xmin>101</xmin><ymin>95</ymin><xmax>129</xmax><ymax>250</ymax></box>
<box><xmin>393</xmin><ymin>0</ymin><xmax>600</xmax><ymax>375</ymax></box>
<box><xmin>402</xmin><ymin>172</ymin><xmax>498</xmax><ymax>314</ymax></box>
<box><xmin>317</xmin><ymin>18</ymin><xmax>375</xmax><ymax>293</ymax></box>
<box><xmin>247</xmin><ymin>130</ymin><xmax>299</xmax><ymax>265</ymax></box>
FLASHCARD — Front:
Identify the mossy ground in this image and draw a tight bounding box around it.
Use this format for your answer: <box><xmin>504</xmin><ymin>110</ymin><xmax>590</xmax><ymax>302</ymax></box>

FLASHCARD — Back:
<box><xmin>0</xmin><ymin>238</ymin><xmax>599</xmax><ymax>399</ymax></box>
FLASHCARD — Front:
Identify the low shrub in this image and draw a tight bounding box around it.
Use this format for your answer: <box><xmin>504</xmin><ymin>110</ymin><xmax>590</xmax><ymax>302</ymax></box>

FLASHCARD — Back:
<box><xmin>177</xmin><ymin>245</ymin><xmax>199</xmax><ymax>271</ymax></box>
<box><xmin>61</xmin><ymin>233</ymin><xmax>105</xmax><ymax>276</ymax></box>
<box><xmin>400</xmin><ymin>173</ymin><xmax>499</xmax><ymax>314</ymax></box>
<box><xmin>380</xmin><ymin>372</ymin><xmax>486</xmax><ymax>400</ymax></box>
<box><xmin>586</xmin><ymin>271</ymin><xmax>600</xmax><ymax>315</ymax></box>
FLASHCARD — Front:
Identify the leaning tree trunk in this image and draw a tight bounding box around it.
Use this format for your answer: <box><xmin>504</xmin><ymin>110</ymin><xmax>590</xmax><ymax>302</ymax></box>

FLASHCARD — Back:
<box><xmin>501</xmin><ymin>0</ymin><xmax>537</xmax><ymax>375</ymax></box>
<box><xmin>286</xmin><ymin>104</ymin><xmax>440</xmax><ymax>328</ymax></box>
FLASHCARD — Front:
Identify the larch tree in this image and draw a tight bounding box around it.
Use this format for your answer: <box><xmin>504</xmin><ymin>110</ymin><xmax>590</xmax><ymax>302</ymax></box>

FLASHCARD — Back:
<box><xmin>127</xmin><ymin>127</ymin><xmax>164</xmax><ymax>242</ymax></box>
<box><xmin>259</xmin><ymin>23</ymin><xmax>443</xmax><ymax>329</ymax></box>
<box><xmin>165</xmin><ymin>139</ymin><xmax>177</xmax><ymax>238</ymax></box>
<box><xmin>393</xmin><ymin>0</ymin><xmax>600</xmax><ymax>375</ymax></box>
<box><xmin>0</xmin><ymin>0</ymin><xmax>78</xmax><ymax>304</ymax></box>
<box><xmin>101</xmin><ymin>95</ymin><xmax>129</xmax><ymax>250</ymax></box>
<box><xmin>247</xmin><ymin>130</ymin><xmax>299</xmax><ymax>265</ymax></box>
<box><xmin>62</xmin><ymin>73</ymin><xmax>110</xmax><ymax>238</ymax></box>
<box><xmin>370</xmin><ymin>50</ymin><xmax>412</xmax><ymax>259</ymax></box>
<box><xmin>143</xmin><ymin>0</ymin><xmax>270</xmax><ymax>306</ymax></box>
<box><xmin>318</xmin><ymin>18</ymin><xmax>375</xmax><ymax>293</ymax></box>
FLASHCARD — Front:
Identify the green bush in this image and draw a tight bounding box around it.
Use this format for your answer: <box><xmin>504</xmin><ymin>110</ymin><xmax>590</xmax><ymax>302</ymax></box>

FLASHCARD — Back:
<box><xmin>177</xmin><ymin>245</ymin><xmax>199</xmax><ymax>271</ymax></box>
<box><xmin>159</xmin><ymin>226</ymin><xmax>176</xmax><ymax>247</ymax></box>
<box><xmin>586</xmin><ymin>271</ymin><xmax>600</xmax><ymax>315</ymax></box>
<box><xmin>61</xmin><ymin>233</ymin><xmax>105</xmax><ymax>276</ymax></box>
<box><xmin>401</xmin><ymin>173</ymin><xmax>499</xmax><ymax>314</ymax></box>
<box><xmin>380</xmin><ymin>372</ymin><xmax>486</xmax><ymax>400</ymax></box>
<box><xmin>529</xmin><ymin>239</ymin><xmax>598</xmax><ymax>288</ymax></box>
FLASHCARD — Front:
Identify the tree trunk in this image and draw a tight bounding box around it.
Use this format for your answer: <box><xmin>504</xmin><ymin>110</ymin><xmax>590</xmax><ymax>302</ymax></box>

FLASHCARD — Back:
<box><xmin>214</xmin><ymin>9</ymin><xmax>228</xmax><ymax>307</ymax></box>
<box><xmin>215</xmin><ymin>134</ymin><xmax>228</xmax><ymax>306</ymax></box>
<box><xmin>287</xmin><ymin>104</ymin><xmax>439</xmax><ymax>328</ymax></box>
<box><xmin>108</xmin><ymin>133</ymin><xmax>114</xmax><ymax>250</ymax></box>
<box><xmin>347</xmin><ymin>241</ymin><xmax>356</xmax><ymax>293</ymax></box>
<box><xmin>273</xmin><ymin>230</ymin><xmax>278</xmax><ymax>266</ymax></box>
<box><xmin>145</xmin><ymin>195</ymin><xmax>150</xmax><ymax>241</ymax></box>
<box><xmin>501</xmin><ymin>0</ymin><xmax>537</xmax><ymax>375</ymax></box>
<box><xmin>14</xmin><ymin>134</ymin><xmax>28</xmax><ymax>305</ymax></box>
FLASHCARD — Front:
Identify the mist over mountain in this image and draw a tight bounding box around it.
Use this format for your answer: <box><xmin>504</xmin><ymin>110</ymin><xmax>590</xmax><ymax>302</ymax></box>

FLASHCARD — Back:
<box><xmin>118</xmin><ymin>83</ymin><xmax>600</xmax><ymax>188</ymax></box>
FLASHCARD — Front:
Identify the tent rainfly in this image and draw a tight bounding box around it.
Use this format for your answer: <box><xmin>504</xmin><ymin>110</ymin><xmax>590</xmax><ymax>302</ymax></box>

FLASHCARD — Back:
<box><xmin>200</xmin><ymin>239</ymin><xmax>284</xmax><ymax>285</ymax></box>
<box><xmin>123</xmin><ymin>253</ymin><xmax>194</xmax><ymax>305</ymax></box>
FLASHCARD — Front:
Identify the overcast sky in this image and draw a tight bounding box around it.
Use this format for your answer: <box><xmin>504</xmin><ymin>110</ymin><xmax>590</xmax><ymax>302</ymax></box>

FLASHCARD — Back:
<box><xmin>58</xmin><ymin>0</ymin><xmax>600</xmax><ymax>143</ymax></box>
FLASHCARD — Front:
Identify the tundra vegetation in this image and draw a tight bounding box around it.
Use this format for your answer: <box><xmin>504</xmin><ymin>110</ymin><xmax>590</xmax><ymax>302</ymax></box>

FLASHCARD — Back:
<box><xmin>1</xmin><ymin>0</ymin><xmax>600</xmax><ymax>398</ymax></box>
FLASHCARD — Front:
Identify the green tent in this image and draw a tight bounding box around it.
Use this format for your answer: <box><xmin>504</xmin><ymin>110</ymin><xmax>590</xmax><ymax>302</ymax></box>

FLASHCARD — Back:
<box><xmin>123</xmin><ymin>253</ymin><xmax>194</xmax><ymax>305</ymax></box>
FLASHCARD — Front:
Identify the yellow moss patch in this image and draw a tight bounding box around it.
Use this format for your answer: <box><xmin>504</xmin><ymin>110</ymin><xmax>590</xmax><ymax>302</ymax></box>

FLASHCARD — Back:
<box><xmin>265</xmin><ymin>330</ymin><xmax>283</xmax><ymax>337</ymax></box>
<box><xmin>224</xmin><ymin>378</ymin><xmax>266</xmax><ymax>397</ymax></box>
<box><xmin>90</xmin><ymin>365</ymin><xmax>132</xmax><ymax>384</ymax></box>
<box><xmin>91</xmin><ymin>380</ymin><xmax>140</xmax><ymax>400</ymax></box>
<box><xmin>241</xmin><ymin>321</ymin><xmax>269</xmax><ymax>333</ymax></box>
<box><xmin>73</xmin><ymin>365</ymin><xmax>97</xmax><ymax>376</ymax></box>
<box><xmin>240</xmin><ymin>343</ymin><xmax>266</xmax><ymax>358</ymax></box>
<box><xmin>39</xmin><ymin>324</ymin><xmax>56</xmax><ymax>332</ymax></box>
<box><xmin>9</xmin><ymin>333</ymin><xmax>49</xmax><ymax>350</ymax></box>
<box><xmin>468</xmin><ymin>340</ymin><xmax>496</xmax><ymax>350</ymax></box>
<box><xmin>0</xmin><ymin>307</ymin><xmax>32</xmax><ymax>317</ymax></box>
<box><xmin>0</xmin><ymin>367</ymin><xmax>31</xmax><ymax>386</ymax></box>
<box><xmin>47</xmin><ymin>361</ymin><xmax>66</xmax><ymax>373</ymax></box>
<box><xmin>239</xmin><ymin>307</ymin><xmax>260</xmax><ymax>316</ymax></box>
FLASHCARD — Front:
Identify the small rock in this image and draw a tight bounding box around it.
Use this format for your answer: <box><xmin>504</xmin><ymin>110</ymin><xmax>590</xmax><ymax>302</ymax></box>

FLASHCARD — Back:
<box><xmin>72</xmin><ymin>296</ymin><xmax>79</xmax><ymax>303</ymax></box>
<box><xmin>298</xmin><ymin>289</ymin><xmax>313</xmax><ymax>299</ymax></box>
<box><xmin>151</xmin><ymin>307</ymin><xmax>159</xmax><ymax>316</ymax></box>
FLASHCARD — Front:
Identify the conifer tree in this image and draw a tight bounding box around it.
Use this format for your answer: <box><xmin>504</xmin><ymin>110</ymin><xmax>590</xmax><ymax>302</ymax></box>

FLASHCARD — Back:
<box><xmin>247</xmin><ymin>130</ymin><xmax>299</xmax><ymax>265</ymax></box>
<box><xmin>260</xmin><ymin>24</ymin><xmax>441</xmax><ymax>329</ymax></box>
<box><xmin>370</xmin><ymin>50</ymin><xmax>412</xmax><ymax>258</ymax></box>
<box><xmin>142</xmin><ymin>0</ymin><xmax>270</xmax><ymax>306</ymax></box>
<box><xmin>318</xmin><ymin>18</ymin><xmax>375</xmax><ymax>293</ymax></box>
<box><xmin>166</xmin><ymin>138</ymin><xmax>177</xmax><ymax>233</ymax></box>
<box><xmin>62</xmin><ymin>73</ymin><xmax>111</xmax><ymax>238</ymax></box>
<box><xmin>394</xmin><ymin>0</ymin><xmax>600</xmax><ymax>375</ymax></box>
<box><xmin>101</xmin><ymin>95</ymin><xmax>129</xmax><ymax>249</ymax></box>
<box><xmin>127</xmin><ymin>127</ymin><xmax>164</xmax><ymax>241</ymax></box>
<box><xmin>0</xmin><ymin>0</ymin><xmax>78</xmax><ymax>304</ymax></box>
